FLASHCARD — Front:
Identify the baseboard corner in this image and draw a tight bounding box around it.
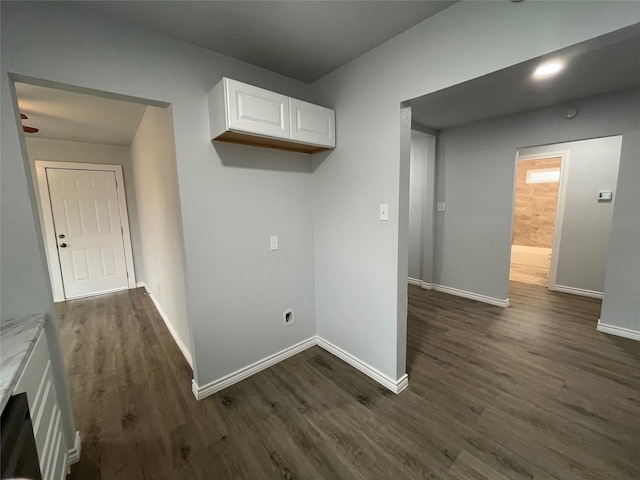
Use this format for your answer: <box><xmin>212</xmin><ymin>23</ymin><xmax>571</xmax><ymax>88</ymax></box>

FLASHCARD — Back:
<box><xmin>191</xmin><ymin>378</ymin><xmax>201</xmax><ymax>400</ymax></box>
<box><xmin>408</xmin><ymin>277</ymin><xmax>422</xmax><ymax>287</ymax></box>
<box><xmin>67</xmin><ymin>430</ymin><xmax>81</xmax><ymax>465</ymax></box>
<box><xmin>193</xmin><ymin>336</ymin><xmax>318</xmax><ymax>400</ymax></box>
<box><xmin>395</xmin><ymin>373</ymin><xmax>410</xmax><ymax>394</ymax></box>
<box><xmin>316</xmin><ymin>337</ymin><xmax>409</xmax><ymax>394</ymax></box>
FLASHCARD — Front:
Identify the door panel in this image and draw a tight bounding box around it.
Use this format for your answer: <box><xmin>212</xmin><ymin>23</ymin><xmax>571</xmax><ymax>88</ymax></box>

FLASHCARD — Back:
<box><xmin>46</xmin><ymin>168</ymin><xmax>129</xmax><ymax>298</ymax></box>
<box><xmin>100</xmin><ymin>247</ymin><xmax>117</xmax><ymax>276</ymax></box>
<box><xmin>70</xmin><ymin>250</ymin><xmax>89</xmax><ymax>281</ymax></box>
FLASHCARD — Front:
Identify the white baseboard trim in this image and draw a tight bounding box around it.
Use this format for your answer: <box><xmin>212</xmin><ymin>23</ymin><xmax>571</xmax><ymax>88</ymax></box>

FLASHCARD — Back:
<box><xmin>553</xmin><ymin>285</ymin><xmax>603</xmax><ymax>299</ymax></box>
<box><xmin>597</xmin><ymin>321</ymin><xmax>640</xmax><ymax>341</ymax></box>
<box><xmin>192</xmin><ymin>336</ymin><xmax>317</xmax><ymax>400</ymax></box>
<box><xmin>408</xmin><ymin>277</ymin><xmax>422</xmax><ymax>286</ymax></box>
<box><xmin>432</xmin><ymin>284</ymin><xmax>510</xmax><ymax>308</ymax></box>
<box><xmin>192</xmin><ymin>335</ymin><xmax>410</xmax><ymax>400</ymax></box>
<box><xmin>316</xmin><ymin>337</ymin><xmax>409</xmax><ymax>394</ymax></box>
<box><xmin>139</xmin><ymin>283</ymin><xmax>193</xmax><ymax>368</ymax></box>
<box><xmin>420</xmin><ymin>282</ymin><xmax>433</xmax><ymax>290</ymax></box>
<box><xmin>136</xmin><ymin>281</ymin><xmax>146</xmax><ymax>288</ymax></box>
<box><xmin>67</xmin><ymin>430</ymin><xmax>81</xmax><ymax>465</ymax></box>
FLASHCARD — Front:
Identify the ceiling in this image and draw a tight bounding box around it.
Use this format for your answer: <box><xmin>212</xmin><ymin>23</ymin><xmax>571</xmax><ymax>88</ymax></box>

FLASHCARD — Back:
<box><xmin>77</xmin><ymin>1</ymin><xmax>456</xmax><ymax>84</ymax></box>
<box><xmin>410</xmin><ymin>24</ymin><xmax>640</xmax><ymax>130</ymax></box>
<box><xmin>16</xmin><ymin>83</ymin><xmax>147</xmax><ymax>146</ymax></box>
<box><xmin>14</xmin><ymin>6</ymin><xmax>639</xmax><ymax>146</ymax></box>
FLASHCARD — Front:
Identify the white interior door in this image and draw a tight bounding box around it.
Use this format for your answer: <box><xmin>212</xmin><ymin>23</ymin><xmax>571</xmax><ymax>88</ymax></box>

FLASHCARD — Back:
<box><xmin>46</xmin><ymin>168</ymin><xmax>130</xmax><ymax>299</ymax></box>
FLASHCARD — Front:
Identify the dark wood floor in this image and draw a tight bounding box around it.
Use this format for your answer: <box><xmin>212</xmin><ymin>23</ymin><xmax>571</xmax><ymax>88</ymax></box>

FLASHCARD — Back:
<box><xmin>56</xmin><ymin>283</ymin><xmax>640</xmax><ymax>479</ymax></box>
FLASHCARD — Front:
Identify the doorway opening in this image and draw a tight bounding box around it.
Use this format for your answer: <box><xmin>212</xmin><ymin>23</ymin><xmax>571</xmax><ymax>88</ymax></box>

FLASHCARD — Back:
<box><xmin>509</xmin><ymin>154</ymin><xmax>564</xmax><ymax>287</ymax></box>
<box><xmin>14</xmin><ymin>77</ymin><xmax>193</xmax><ymax>366</ymax></box>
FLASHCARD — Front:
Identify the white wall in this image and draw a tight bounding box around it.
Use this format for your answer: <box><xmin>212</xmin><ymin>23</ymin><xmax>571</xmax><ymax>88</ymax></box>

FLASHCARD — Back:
<box><xmin>130</xmin><ymin>106</ymin><xmax>192</xmax><ymax>365</ymax></box>
<box><xmin>519</xmin><ymin>136</ymin><xmax>622</xmax><ymax>294</ymax></box>
<box><xmin>310</xmin><ymin>1</ymin><xmax>640</xmax><ymax>381</ymax></box>
<box><xmin>433</xmin><ymin>88</ymin><xmax>639</xmax><ymax>302</ymax></box>
<box><xmin>408</xmin><ymin>130</ymin><xmax>429</xmax><ymax>281</ymax></box>
<box><xmin>1</xmin><ymin>2</ymin><xmax>316</xmax><ymax>391</ymax></box>
<box><xmin>600</xmin><ymin>128</ymin><xmax>640</xmax><ymax>336</ymax></box>
<box><xmin>25</xmin><ymin>137</ymin><xmax>144</xmax><ymax>284</ymax></box>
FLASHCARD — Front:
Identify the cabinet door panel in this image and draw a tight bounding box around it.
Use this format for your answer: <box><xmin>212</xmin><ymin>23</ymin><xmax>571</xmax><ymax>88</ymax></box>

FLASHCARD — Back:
<box><xmin>225</xmin><ymin>78</ymin><xmax>289</xmax><ymax>139</ymax></box>
<box><xmin>290</xmin><ymin>98</ymin><xmax>335</xmax><ymax>147</ymax></box>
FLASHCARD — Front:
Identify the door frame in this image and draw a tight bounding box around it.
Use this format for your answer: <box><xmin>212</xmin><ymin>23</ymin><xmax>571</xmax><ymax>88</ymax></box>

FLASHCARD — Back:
<box><xmin>512</xmin><ymin>150</ymin><xmax>570</xmax><ymax>290</ymax></box>
<box><xmin>35</xmin><ymin>161</ymin><xmax>137</xmax><ymax>301</ymax></box>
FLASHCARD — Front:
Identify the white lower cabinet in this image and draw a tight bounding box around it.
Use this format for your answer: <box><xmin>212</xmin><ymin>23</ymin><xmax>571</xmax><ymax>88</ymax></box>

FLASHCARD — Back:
<box><xmin>14</xmin><ymin>330</ymin><xmax>69</xmax><ymax>480</ymax></box>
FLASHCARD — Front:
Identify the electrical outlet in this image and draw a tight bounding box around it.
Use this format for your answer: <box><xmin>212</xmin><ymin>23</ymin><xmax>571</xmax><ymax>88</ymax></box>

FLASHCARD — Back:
<box><xmin>270</xmin><ymin>235</ymin><xmax>279</xmax><ymax>251</ymax></box>
<box><xmin>283</xmin><ymin>309</ymin><xmax>294</xmax><ymax>326</ymax></box>
<box><xmin>437</xmin><ymin>202</ymin><xmax>446</xmax><ymax>212</ymax></box>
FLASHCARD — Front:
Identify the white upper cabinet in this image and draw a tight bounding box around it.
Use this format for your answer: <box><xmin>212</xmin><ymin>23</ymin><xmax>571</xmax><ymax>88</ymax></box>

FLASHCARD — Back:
<box><xmin>225</xmin><ymin>78</ymin><xmax>290</xmax><ymax>139</ymax></box>
<box><xmin>209</xmin><ymin>77</ymin><xmax>335</xmax><ymax>154</ymax></box>
<box><xmin>289</xmin><ymin>98</ymin><xmax>335</xmax><ymax>148</ymax></box>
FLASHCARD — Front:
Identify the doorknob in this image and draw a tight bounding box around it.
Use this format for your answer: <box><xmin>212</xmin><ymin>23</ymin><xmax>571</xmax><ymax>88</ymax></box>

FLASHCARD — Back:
<box><xmin>58</xmin><ymin>234</ymin><xmax>65</xmax><ymax>239</ymax></box>
<box><xmin>59</xmin><ymin>243</ymin><xmax>68</xmax><ymax>248</ymax></box>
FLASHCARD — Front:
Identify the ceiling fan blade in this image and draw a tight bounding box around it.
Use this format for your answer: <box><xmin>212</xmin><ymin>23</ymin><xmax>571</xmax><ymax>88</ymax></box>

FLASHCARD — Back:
<box><xmin>23</xmin><ymin>126</ymin><xmax>39</xmax><ymax>133</ymax></box>
<box><xmin>20</xmin><ymin>113</ymin><xmax>28</xmax><ymax>120</ymax></box>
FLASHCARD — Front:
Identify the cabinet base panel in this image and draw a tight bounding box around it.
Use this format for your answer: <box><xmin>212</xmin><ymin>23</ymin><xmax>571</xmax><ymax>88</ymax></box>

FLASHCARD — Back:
<box><xmin>213</xmin><ymin>131</ymin><xmax>331</xmax><ymax>154</ymax></box>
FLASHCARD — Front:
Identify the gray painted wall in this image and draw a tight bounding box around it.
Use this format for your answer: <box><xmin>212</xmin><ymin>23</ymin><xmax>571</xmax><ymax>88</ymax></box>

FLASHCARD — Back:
<box><xmin>408</xmin><ymin>130</ymin><xmax>436</xmax><ymax>284</ymax></box>
<box><xmin>408</xmin><ymin>130</ymin><xmax>428</xmax><ymax>281</ymax></box>
<box><xmin>1</xmin><ymin>1</ymin><xmax>638</xmax><ymax>429</ymax></box>
<box><xmin>423</xmin><ymin>136</ymin><xmax>437</xmax><ymax>286</ymax></box>
<box><xmin>130</xmin><ymin>106</ymin><xmax>192</xmax><ymax>364</ymax></box>
<box><xmin>1</xmin><ymin>2</ymin><xmax>316</xmax><ymax>390</ymax></box>
<box><xmin>1</xmin><ymin>83</ymin><xmax>77</xmax><ymax>449</ymax></box>
<box><xmin>434</xmin><ymin>88</ymin><xmax>639</xmax><ymax>302</ymax></box>
<box><xmin>25</xmin><ymin>137</ymin><xmax>144</xmax><ymax>283</ymax></box>
<box><xmin>311</xmin><ymin>1</ymin><xmax>640</xmax><ymax>380</ymax></box>
<box><xmin>519</xmin><ymin>136</ymin><xmax>622</xmax><ymax>294</ymax></box>
<box><xmin>600</xmin><ymin>129</ymin><xmax>640</xmax><ymax>334</ymax></box>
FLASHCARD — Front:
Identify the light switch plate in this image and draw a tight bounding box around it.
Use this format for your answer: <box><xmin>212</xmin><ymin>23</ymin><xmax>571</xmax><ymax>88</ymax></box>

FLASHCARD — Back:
<box><xmin>437</xmin><ymin>202</ymin><xmax>446</xmax><ymax>212</ymax></box>
<box><xmin>270</xmin><ymin>235</ymin><xmax>279</xmax><ymax>251</ymax></box>
<box><xmin>380</xmin><ymin>203</ymin><xmax>389</xmax><ymax>221</ymax></box>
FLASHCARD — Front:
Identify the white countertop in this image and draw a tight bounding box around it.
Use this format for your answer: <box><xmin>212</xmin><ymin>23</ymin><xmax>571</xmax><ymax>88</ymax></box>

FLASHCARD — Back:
<box><xmin>0</xmin><ymin>312</ymin><xmax>47</xmax><ymax>412</ymax></box>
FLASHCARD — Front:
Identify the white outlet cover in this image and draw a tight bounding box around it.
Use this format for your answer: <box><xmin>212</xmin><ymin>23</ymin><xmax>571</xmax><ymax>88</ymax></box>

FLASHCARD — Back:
<box><xmin>270</xmin><ymin>235</ymin><xmax>279</xmax><ymax>251</ymax></box>
<box><xmin>437</xmin><ymin>202</ymin><xmax>446</xmax><ymax>212</ymax></box>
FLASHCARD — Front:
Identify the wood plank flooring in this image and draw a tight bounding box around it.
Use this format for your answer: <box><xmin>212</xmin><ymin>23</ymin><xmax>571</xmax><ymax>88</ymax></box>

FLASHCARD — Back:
<box><xmin>509</xmin><ymin>264</ymin><xmax>549</xmax><ymax>286</ymax></box>
<box><xmin>56</xmin><ymin>284</ymin><xmax>640</xmax><ymax>479</ymax></box>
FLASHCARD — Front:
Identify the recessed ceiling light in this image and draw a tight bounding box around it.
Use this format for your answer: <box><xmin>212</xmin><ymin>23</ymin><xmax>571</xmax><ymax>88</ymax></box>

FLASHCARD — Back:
<box><xmin>533</xmin><ymin>61</ymin><xmax>564</xmax><ymax>79</ymax></box>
